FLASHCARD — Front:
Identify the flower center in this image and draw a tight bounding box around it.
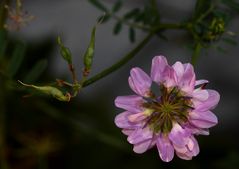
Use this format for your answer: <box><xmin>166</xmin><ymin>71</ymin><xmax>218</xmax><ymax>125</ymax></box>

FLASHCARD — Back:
<box><xmin>143</xmin><ymin>85</ymin><xmax>193</xmax><ymax>134</ymax></box>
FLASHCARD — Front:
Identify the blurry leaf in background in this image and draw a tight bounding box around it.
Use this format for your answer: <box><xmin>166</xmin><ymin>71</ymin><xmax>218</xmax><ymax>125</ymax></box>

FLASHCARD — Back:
<box><xmin>88</xmin><ymin>0</ymin><xmax>108</xmax><ymax>12</ymax></box>
<box><xmin>113</xmin><ymin>21</ymin><xmax>122</xmax><ymax>35</ymax></box>
<box><xmin>221</xmin><ymin>0</ymin><xmax>239</xmax><ymax>12</ymax></box>
<box><xmin>8</xmin><ymin>42</ymin><xmax>26</xmax><ymax>78</ymax></box>
<box><xmin>112</xmin><ymin>0</ymin><xmax>122</xmax><ymax>13</ymax></box>
<box><xmin>129</xmin><ymin>27</ymin><xmax>135</xmax><ymax>43</ymax></box>
<box><xmin>193</xmin><ymin>0</ymin><xmax>211</xmax><ymax>20</ymax></box>
<box><xmin>123</xmin><ymin>8</ymin><xmax>140</xmax><ymax>20</ymax></box>
<box><xmin>222</xmin><ymin>37</ymin><xmax>238</xmax><ymax>46</ymax></box>
<box><xmin>23</xmin><ymin>59</ymin><xmax>48</xmax><ymax>83</ymax></box>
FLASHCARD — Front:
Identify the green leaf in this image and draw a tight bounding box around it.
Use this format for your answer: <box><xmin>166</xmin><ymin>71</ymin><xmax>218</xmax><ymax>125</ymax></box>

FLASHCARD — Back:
<box><xmin>193</xmin><ymin>0</ymin><xmax>211</xmax><ymax>19</ymax></box>
<box><xmin>112</xmin><ymin>0</ymin><xmax>122</xmax><ymax>13</ymax></box>
<box><xmin>221</xmin><ymin>0</ymin><xmax>239</xmax><ymax>11</ymax></box>
<box><xmin>88</xmin><ymin>0</ymin><xmax>108</xmax><ymax>12</ymax></box>
<box><xmin>23</xmin><ymin>59</ymin><xmax>48</xmax><ymax>83</ymax></box>
<box><xmin>113</xmin><ymin>22</ymin><xmax>122</xmax><ymax>35</ymax></box>
<box><xmin>123</xmin><ymin>8</ymin><xmax>140</xmax><ymax>20</ymax></box>
<box><xmin>216</xmin><ymin>46</ymin><xmax>227</xmax><ymax>53</ymax></box>
<box><xmin>222</xmin><ymin>38</ymin><xmax>238</xmax><ymax>46</ymax></box>
<box><xmin>98</xmin><ymin>13</ymin><xmax>111</xmax><ymax>23</ymax></box>
<box><xmin>8</xmin><ymin>42</ymin><xmax>26</xmax><ymax>78</ymax></box>
<box><xmin>84</xmin><ymin>26</ymin><xmax>96</xmax><ymax>72</ymax></box>
<box><xmin>57</xmin><ymin>36</ymin><xmax>72</xmax><ymax>64</ymax></box>
<box><xmin>129</xmin><ymin>27</ymin><xmax>135</xmax><ymax>43</ymax></box>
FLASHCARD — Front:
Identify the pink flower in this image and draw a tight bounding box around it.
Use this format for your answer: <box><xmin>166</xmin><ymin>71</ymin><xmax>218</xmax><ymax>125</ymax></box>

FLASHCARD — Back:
<box><xmin>114</xmin><ymin>55</ymin><xmax>220</xmax><ymax>162</ymax></box>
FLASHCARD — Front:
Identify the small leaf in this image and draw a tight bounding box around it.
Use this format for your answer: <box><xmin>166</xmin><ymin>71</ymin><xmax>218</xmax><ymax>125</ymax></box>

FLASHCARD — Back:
<box><xmin>112</xmin><ymin>0</ymin><xmax>122</xmax><ymax>13</ymax></box>
<box><xmin>84</xmin><ymin>26</ymin><xmax>96</xmax><ymax>72</ymax></box>
<box><xmin>222</xmin><ymin>38</ymin><xmax>238</xmax><ymax>46</ymax></box>
<box><xmin>24</xmin><ymin>59</ymin><xmax>48</xmax><ymax>83</ymax></box>
<box><xmin>113</xmin><ymin>22</ymin><xmax>122</xmax><ymax>35</ymax></box>
<box><xmin>19</xmin><ymin>81</ymin><xmax>71</xmax><ymax>102</ymax></box>
<box><xmin>98</xmin><ymin>14</ymin><xmax>111</xmax><ymax>23</ymax></box>
<box><xmin>8</xmin><ymin>42</ymin><xmax>26</xmax><ymax>78</ymax></box>
<box><xmin>88</xmin><ymin>0</ymin><xmax>108</xmax><ymax>12</ymax></box>
<box><xmin>221</xmin><ymin>0</ymin><xmax>239</xmax><ymax>11</ymax></box>
<box><xmin>123</xmin><ymin>8</ymin><xmax>140</xmax><ymax>20</ymax></box>
<box><xmin>129</xmin><ymin>27</ymin><xmax>135</xmax><ymax>43</ymax></box>
<box><xmin>193</xmin><ymin>0</ymin><xmax>211</xmax><ymax>19</ymax></box>
<box><xmin>57</xmin><ymin>36</ymin><xmax>72</xmax><ymax>64</ymax></box>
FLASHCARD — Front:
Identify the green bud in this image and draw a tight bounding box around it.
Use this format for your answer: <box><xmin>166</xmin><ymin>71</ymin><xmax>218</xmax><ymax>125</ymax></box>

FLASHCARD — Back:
<box><xmin>57</xmin><ymin>36</ymin><xmax>72</xmax><ymax>64</ymax></box>
<box><xmin>19</xmin><ymin>81</ymin><xmax>71</xmax><ymax>102</ymax></box>
<box><xmin>83</xmin><ymin>26</ymin><xmax>96</xmax><ymax>73</ymax></box>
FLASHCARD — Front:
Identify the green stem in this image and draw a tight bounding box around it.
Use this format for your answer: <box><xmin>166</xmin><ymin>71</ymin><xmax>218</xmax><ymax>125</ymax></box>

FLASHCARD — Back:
<box><xmin>191</xmin><ymin>42</ymin><xmax>201</xmax><ymax>66</ymax></box>
<box><xmin>82</xmin><ymin>32</ymin><xmax>154</xmax><ymax>87</ymax></box>
<box><xmin>0</xmin><ymin>81</ymin><xmax>9</xmax><ymax>169</ymax></box>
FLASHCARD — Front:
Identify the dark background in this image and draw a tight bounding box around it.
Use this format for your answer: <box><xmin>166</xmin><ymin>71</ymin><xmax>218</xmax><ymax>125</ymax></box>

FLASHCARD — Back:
<box><xmin>1</xmin><ymin>0</ymin><xmax>239</xmax><ymax>168</ymax></box>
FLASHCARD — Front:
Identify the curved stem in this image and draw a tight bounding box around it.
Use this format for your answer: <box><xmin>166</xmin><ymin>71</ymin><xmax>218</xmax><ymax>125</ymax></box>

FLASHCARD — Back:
<box><xmin>191</xmin><ymin>42</ymin><xmax>201</xmax><ymax>66</ymax></box>
<box><xmin>82</xmin><ymin>32</ymin><xmax>154</xmax><ymax>87</ymax></box>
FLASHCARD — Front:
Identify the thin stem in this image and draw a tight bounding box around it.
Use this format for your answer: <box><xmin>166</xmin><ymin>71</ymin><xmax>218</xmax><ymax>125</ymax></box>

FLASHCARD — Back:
<box><xmin>68</xmin><ymin>64</ymin><xmax>78</xmax><ymax>84</ymax></box>
<box><xmin>191</xmin><ymin>42</ymin><xmax>201</xmax><ymax>65</ymax></box>
<box><xmin>82</xmin><ymin>32</ymin><xmax>154</xmax><ymax>87</ymax></box>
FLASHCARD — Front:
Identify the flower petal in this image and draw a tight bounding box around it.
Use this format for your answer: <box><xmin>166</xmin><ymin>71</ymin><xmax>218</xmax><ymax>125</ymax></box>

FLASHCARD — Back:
<box><xmin>195</xmin><ymin>79</ymin><xmax>209</xmax><ymax>86</ymax></box>
<box><xmin>179</xmin><ymin>63</ymin><xmax>196</xmax><ymax>93</ymax></box>
<box><xmin>115</xmin><ymin>95</ymin><xmax>144</xmax><ymax>113</ymax></box>
<box><xmin>156</xmin><ymin>135</ymin><xmax>174</xmax><ymax>162</ymax></box>
<box><xmin>169</xmin><ymin>123</ymin><xmax>190</xmax><ymax>146</ymax></box>
<box><xmin>189</xmin><ymin>110</ymin><xmax>218</xmax><ymax>128</ymax></box>
<box><xmin>127</xmin><ymin>127</ymin><xmax>153</xmax><ymax>144</ymax></box>
<box><xmin>194</xmin><ymin>90</ymin><xmax>220</xmax><ymax>111</ymax></box>
<box><xmin>193</xmin><ymin>89</ymin><xmax>209</xmax><ymax>101</ymax></box>
<box><xmin>151</xmin><ymin>56</ymin><xmax>168</xmax><ymax>83</ymax></box>
<box><xmin>115</xmin><ymin>112</ymin><xmax>141</xmax><ymax>129</ymax></box>
<box><xmin>172</xmin><ymin>61</ymin><xmax>184</xmax><ymax>81</ymax></box>
<box><xmin>129</xmin><ymin>67</ymin><xmax>152</xmax><ymax>97</ymax></box>
<box><xmin>133</xmin><ymin>139</ymin><xmax>152</xmax><ymax>154</ymax></box>
<box><xmin>128</xmin><ymin>112</ymin><xmax>147</xmax><ymax>123</ymax></box>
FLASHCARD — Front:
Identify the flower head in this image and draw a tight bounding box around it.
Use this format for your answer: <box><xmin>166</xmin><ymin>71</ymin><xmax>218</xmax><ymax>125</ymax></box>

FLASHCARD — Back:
<box><xmin>114</xmin><ymin>56</ymin><xmax>220</xmax><ymax>162</ymax></box>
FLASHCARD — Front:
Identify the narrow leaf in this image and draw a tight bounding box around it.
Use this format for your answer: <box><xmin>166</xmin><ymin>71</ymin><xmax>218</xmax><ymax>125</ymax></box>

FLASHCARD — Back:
<box><xmin>112</xmin><ymin>0</ymin><xmax>122</xmax><ymax>13</ymax></box>
<box><xmin>98</xmin><ymin>14</ymin><xmax>111</xmax><ymax>23</ymax></box>
<box><xmin>8</xmin><ymin>42</ymin><xmax>26</xmax><ymax>78</ymax></box>
<box><xmin>23</xmin><ymin>59</ymin><xmax>48</xmax><ymax>83</ymax></box>
<box><xmin>193</xmin><ymin>0</ymin><xmax>211</xmax><ymax>19</ymax></box>
<box><xmin>113</xmin><ymin>22</ymin><xmax>122</xmax><ymax>35</ymax></box>
<box><xmin>222</xmin><ymin>38</ymin><xmax>238</xmax><ymax>46</ymax></box>
<box><xmin>88</xmin><ymin>0</ymin><xmax>108</xmax><ymax>12</ymax></box>
<box><xmin>123</xmin><ymin>8</ymin><xmax>140</xmax><ymax>19</ymax></box>
<box><xmin>129</xmin><ymin>27</ymin><xmax>135</xmax><ymax>43</ymax></box>
<box><xmin>84</xmin><ymin>26</ymin><xmax>96</xmax><ymax>72</ymax></box>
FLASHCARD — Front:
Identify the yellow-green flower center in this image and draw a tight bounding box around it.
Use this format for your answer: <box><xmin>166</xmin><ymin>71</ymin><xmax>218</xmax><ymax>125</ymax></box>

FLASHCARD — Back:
<box><xmin>143</xmin><ymin>85</ymin><xmax>193</xmax><ymax>134</ymax></box>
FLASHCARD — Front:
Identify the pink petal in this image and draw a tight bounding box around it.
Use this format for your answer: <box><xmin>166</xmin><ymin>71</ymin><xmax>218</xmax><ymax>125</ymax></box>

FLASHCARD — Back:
<box><xmin>156</xmin><ymin>135</ymin><xmax>174</xmax><ymax>162</ymax></box>
<box><xmin>128</xmin><ymin>112</ymin><xmax>147</xmax><ymax>123</ymax></box>
<box><xmin>193</xmin><ymin>89</ymin><xmax>209</xmax><ymax>101</ymax></box>
<box><xmin>172</xmin><ymin>61</ymin><xmax>184</xmax><ymax>81</ymax></box>
<box><xmin>129</xmin><ymin>67</ymin><xmax>152</xmax><ymax>97</ymax></box>
<box><xmin>180</xmin><ymin>63</ymin><xmax>196</xmax><ymax>93</ymax></box>
<box><xmin>176</xmin><ymin>151</ymin><xmax>192</xmax><ymax>160</ymax></box>
<box><xmin>162</xmin><ymin>65</ymin><xmax>177</xmax><ymax>88</ymax></box>
<box><xmin>115</xmin><ymin>112</ymin><xmax>141</xmax><ymax>129</ymax></box>
<box><xmin>127</xmin><ymin>127</ymin><xmax>153</xmax><ymax>144</ymax></box>
<box><xmin>169</xmin><ymin>123</ymin><xmax>190</xmax><ymax>146</ymax></box>
<box><xmin>194</xmin><ymin>90</ymin><xmax>220</xmax><ymax>111</ymax></box>
<box><xmin>195</xmin><ymin>79</ymin><xmax>209</xmax><ymax>86</ymax></box>
<box><xmin>133</xmin><ymin>139</ymin><xmax>152</xmax><ymax>154</ymax></box>
<box><xmin>189</xmin><ymin>110</ymin><xmax>218</xmax><ymax>128</ymax></box>
<box><xmin>122</xmin><ymin>129</ymin><xmax>134</xmax><ymax>136</ymax></box>
<box><xmin>115</xmin><ymin>95</ymin><xmax>144</xmax><ymax>113</ymax></box>
<box><xmin>151</xmin><ymin>56</ymin><xmax>168</xmax><ymax>83</ymax></box>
